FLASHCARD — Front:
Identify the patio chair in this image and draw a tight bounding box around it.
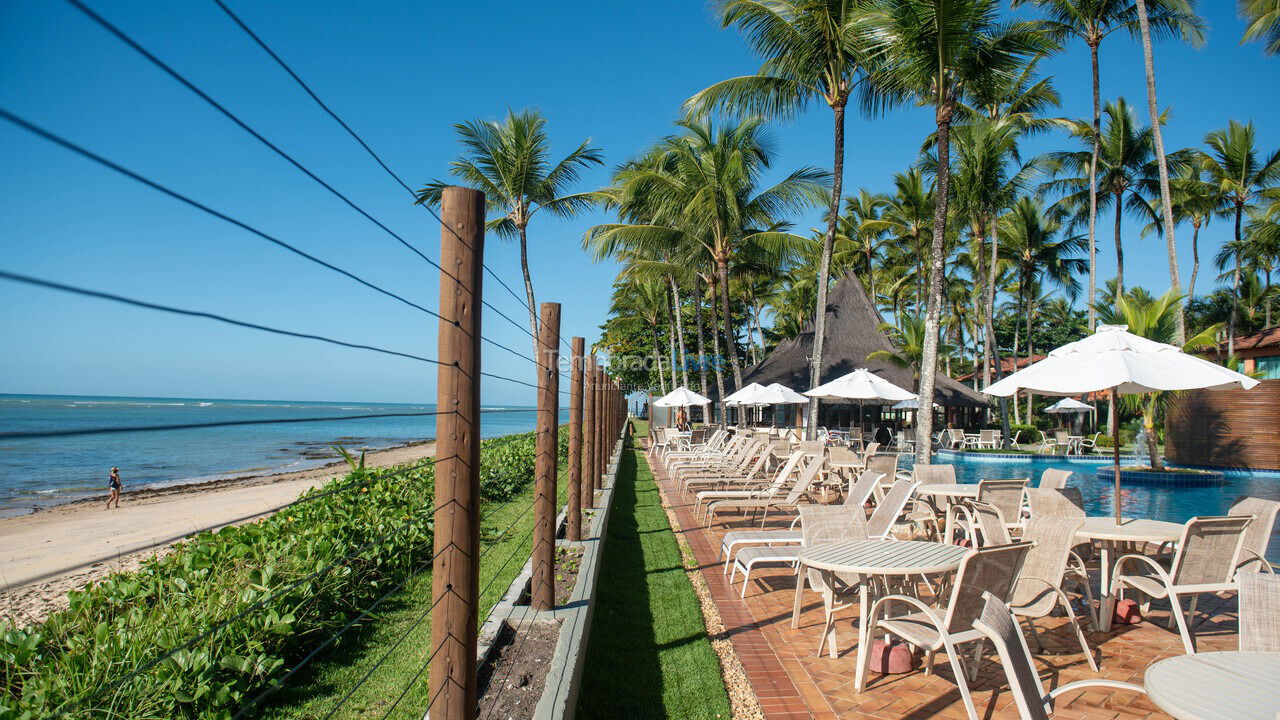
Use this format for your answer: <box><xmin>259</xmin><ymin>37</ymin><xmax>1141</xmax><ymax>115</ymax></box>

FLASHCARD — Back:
<box><xmin>1035</xmin><ymin>431</ymin><xmax>1056</xmax><ymax>455</ymax></box>
<box><xmin>947</xmin><ymin>501</ymin><xmax>1012</xmax><ymax>547</ymax></box>
<box><xmin>1008</xmin><ymin>515</ymin><xmax>1097</xmax><ymax>670</ymax></box>
<box><xmin>978</xmin><ymin>429</ymin><xmax>998</xmax><ymax>449</ymax></box>
<box><xmin>972</xmin><ymin>592</ymin><xmax>1146</xmax><ymax>720</ymax></box>
<box><xmin>1077</xmin><ymin>432</ymin><xmax>1103</xmax><ymax>453</ymax></box>
<box><xmin>866</xmin><ymin>478</ymin><xmax>921</xmax><ymax>540</ymax></box>
<box><xmin>790</xmin><ymin>505</ymin><xmax>873</xmax><ymax>653</ymax></box>
<box><xmin>1025</xmin><ymin>488</ymin><xmax>1085</xmax><ymax>519</ymax></box>
<box><xmin>1106</xmin><ymin>515</ymin><xmax>1253</xmax><ymax>653</ymax></box>
<box><xmin>731</xmin><ymin>501</ymin><xmax>867</xmax><ymax>598</ymax></box>
<box><xmin>692</xmin><ymin>451</ymin><xmax>804</xmax><ymax>520</ymax></box>
<box><xmin>1038</xmin><ymin>469</ymin><xmax>1072</xmax><ymax>490</ymax></box>
<box><xmin>976</xmin><ymin>478</ymin><xmax>1029</xmax><ymax>534</ymax></box>
<box><xmin>1053</xmin><ymin>429</ymin><xmax>1072</xmax><ymax>452</ymax></box>
<box><xmin>720</xmin><ymin>469</ymin><xmax>885</xmax><ymax>570</ymax></box>
<box><xmin>855</xmin><ymin>542</ymin><xmax>1035</xmax><ymax>720</ymax></box>
<box><xmin>1008</xmin><ymin>429</ymin><xmax>1022</xmax><ymax>448</ymax></box>
<box><xmin>1239</xmin><ymin>571</ymin><xmax>1280</xmax><ymax>652</ymax></box>
<box><xmin>913</xmin><ymin>463</ymin><xmax>957</xmax><ymax>486</ymax></box>
<box><xmin>1229</xmin><ymin>496</ymin><xmax>1280</xmax><ymax>573</ymax></box>
<box><xmin>704</xmin><ymin>453</ymin><xmax>827</xmax><ymax>527</ymax></box>
<box><xmin>799</xmin><ymin>439</ymin><xmax>826</xmax><ymax>454</ymax></box>
<box><xmin>866</xmin><ymin>454</ymin><xmax>899</xmax><ymax>500</ymax></box>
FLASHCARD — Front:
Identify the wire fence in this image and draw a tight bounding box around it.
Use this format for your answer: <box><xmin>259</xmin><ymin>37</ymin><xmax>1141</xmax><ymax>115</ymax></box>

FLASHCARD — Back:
<box><xmin>2</xmin><ymin>4</ymin><xmax>622</xmax><ymax>720</ymax></box>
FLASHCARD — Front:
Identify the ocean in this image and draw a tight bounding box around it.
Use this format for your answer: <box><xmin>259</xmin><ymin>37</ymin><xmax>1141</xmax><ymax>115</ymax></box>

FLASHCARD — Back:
<box><xmin>0</xmin><ymin>394</ymin><xmax>560</xmax><ymax>516</ymax></box>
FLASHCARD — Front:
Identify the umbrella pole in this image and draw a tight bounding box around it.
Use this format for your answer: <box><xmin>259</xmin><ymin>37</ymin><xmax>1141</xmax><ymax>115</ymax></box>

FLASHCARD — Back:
<box><xmin>1111</xmin><ymin>387</ymin><xmax>1121</xmax><ymax>524</ymax></box>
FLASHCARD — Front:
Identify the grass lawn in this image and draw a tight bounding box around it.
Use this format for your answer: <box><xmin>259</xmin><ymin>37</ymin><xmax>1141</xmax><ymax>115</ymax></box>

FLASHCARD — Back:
<box><xmin>576</xmin><ymin>437</ymin><xmax>732</xmax><ymax>719</ymax></box>
<box><xmin>261</xmin><ymin>460</ymin><xmax>569</xmax><ymax>720</ymax></box>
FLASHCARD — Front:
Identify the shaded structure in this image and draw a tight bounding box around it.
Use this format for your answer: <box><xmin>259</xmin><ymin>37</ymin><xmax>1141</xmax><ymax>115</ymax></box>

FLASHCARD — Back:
<box><xmin>1166</xmin><ymin>379</ymin><xmax>1280</xmax><ymax>470</ymax></box>
<box><xmin>742</xmin><ymin>273</ymin><xmax>987</xmax><ymax>429</ymax></box>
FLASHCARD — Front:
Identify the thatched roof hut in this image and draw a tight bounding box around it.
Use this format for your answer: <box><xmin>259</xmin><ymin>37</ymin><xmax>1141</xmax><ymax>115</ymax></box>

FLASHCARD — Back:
<box><xmin>742</xmin><ymin>272</ymin><xmax>988</xmax><ymax>407</ymax></box>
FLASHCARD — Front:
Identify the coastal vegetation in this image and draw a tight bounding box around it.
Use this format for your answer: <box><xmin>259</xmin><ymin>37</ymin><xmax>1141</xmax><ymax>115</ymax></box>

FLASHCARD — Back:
<box><xmin>588</xmin><ymin>0</ymin><xmax>1277</xmax><ymax>446</ymax></box>
<box><xmin>0</xmin><ymin>429</ymin><xmax>566</xmax><ymax>720</ymax></box>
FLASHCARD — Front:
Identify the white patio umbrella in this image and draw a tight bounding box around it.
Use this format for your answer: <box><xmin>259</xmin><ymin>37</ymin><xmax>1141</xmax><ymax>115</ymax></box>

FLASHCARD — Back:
<box><xmin>805</xmin><ymin>368</ymin><xmax>916</xmax><ymax>433</ymax></box>
<box><xmin>652</xmin><ymin>386</ymin><xmax>711</xmax><ymax>407</ymax></box>
<box><xmin>757</xmin><ymin>382</ymin><xmax>808</xmax><ymax>405</ymax></box>
<box><xmin>984</xmin><ymin>325</ymin><xmax>1259</xmax><ymax>522</ymax></box>
<box><xmin>723</xmin><ymin>382</ymin><xmax>768</xmax><ymax>407</ymax></box>
<box><xmin>1044</xmin><ymin>397</ymin><xmax>1093</xmax><ymax>413</ymax></box>
<box><xmin>891</xmin><ymin>397</ymin><xmax>940</xmax><ymax>410</ymax></box>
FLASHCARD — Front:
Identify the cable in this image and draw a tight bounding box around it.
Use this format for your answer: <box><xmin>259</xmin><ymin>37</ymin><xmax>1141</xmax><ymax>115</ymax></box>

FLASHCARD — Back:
<box><xmin>231</xmin><ymin>551</ymin><xmax>436</xmax><ymax>720</ymax></box>
<box><xmin>44</xmin><ymin>497</ymin><xmax>438</xmax><ymax>720</ymax></box>
<box><xmin>0</xmin><ymin>270</ymin><xmax>545</xmax><ymax>393</ymax></box>
<box><xmin>0</xmin><ymin>108</ymin><xmax>537</xmax><ymax>365</ymax></box>
<box><xmin>208</xmin><ymin>0</ymin><xmax>535</xmax><ymax>318</ymax></box>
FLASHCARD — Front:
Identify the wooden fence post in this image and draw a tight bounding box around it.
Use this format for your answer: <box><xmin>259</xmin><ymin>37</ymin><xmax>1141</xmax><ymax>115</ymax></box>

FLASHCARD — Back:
<box><xmin>429</xmin><ymin>186</ymin><xmax>484</xmax><ymax>720</ymax></box>
<box><xmin>583</xmin><ymin>354</ymin><xmax>597</xmax><ymax>507</ymax></box>
<box><xmin>531</xmin><ymin>302</ymin><xmax>560</xmax><ymax>612</ymax></box>
<box><xmin>567</xmin><ymin>337</ymin><xmax>584</xmax><ymax>541</ymax></box>
<box><xmin>592</xmin><ymin>360</ymin><xmax>603</xmax><ymax>494</ymax></box>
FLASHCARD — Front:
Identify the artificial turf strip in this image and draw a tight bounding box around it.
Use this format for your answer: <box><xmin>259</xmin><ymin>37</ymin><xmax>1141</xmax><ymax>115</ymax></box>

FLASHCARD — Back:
<box><xmin>577</xmin><ymin>441</ymin><xmax>733</xmax><ymax>719</ymax></box>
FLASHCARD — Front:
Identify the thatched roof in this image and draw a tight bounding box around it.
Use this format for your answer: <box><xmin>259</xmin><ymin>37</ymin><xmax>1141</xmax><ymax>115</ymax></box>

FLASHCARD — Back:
<box><xmin>742</xmin><ymin>272</ymin><xmax>989</xmax><ymax>407</ymax></box>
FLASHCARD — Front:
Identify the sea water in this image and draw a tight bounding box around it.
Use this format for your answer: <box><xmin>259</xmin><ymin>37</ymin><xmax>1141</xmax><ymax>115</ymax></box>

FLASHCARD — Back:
<box><xmin>0</xmin><ymin>394</ymin><xmax>562</xmax><ymax>516</ymax></box>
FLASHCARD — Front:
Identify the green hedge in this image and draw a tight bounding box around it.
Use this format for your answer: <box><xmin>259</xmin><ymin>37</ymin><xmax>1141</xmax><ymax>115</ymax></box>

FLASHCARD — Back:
<box><xmin>0</xmin><ymin>427</ymin><xmax>567</xmax><ymax>720</ymax></box>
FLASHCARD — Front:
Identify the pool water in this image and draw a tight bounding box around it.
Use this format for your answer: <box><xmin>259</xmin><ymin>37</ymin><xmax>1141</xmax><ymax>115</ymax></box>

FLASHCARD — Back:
<box><xmin>917</xmin><ymin>452</ymin><xmax>1280</xmax><ymax>562</ymax></box>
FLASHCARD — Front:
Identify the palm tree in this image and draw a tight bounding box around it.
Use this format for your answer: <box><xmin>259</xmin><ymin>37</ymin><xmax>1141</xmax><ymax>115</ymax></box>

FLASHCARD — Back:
<box><xmin>1143</xmin><ymin>161</ymin><xmax>1220</xmax><ymax>300</ymax></box>
<box><xmin>585</xmin><ymin>118</ymin><xmax>828</xmax><ymax>406</ymax></box>
<box><xmin>1012</xmin><ymin>0</ymin><xmax>1203</xmax><ymax>333</ymax></box>
<box><xmin>858</xmin><ymin>0</ymin><xmax>1050</xmax><ymax>461</ymax></box>
<box><xmin>1095</xmin><ymin>290</ymin><xmax>1219</xmax><ymax>469</ymax></box>
<box><xmin>836</xmin><ymin>191</ymin><xmax>890</xmax><ymax>302</ymax></box>
<box><xmin>608</xmin><ymin>279</ymin><xmax>672</xmax><ymax>395</ymax></box>
<box><xmin>1131</xmin><ymin>0</ymin><xmax>1205</xmax><ymax>345</ymax></box>
<box><xmin>688</xmin><ymin>0</ymin><xmax>877</xmax><ymax>438</ymax></box>
<box><xmin>1000</xmin><ymin>196</ymin><xmax>1087</xmax><ymax>419</ymax></box>
<box><xmin>416</xmin><ymin>109</ymin><xmax>603</xmax><ymax>352</ymax></box>
<box><xmin>1044</xmin><ymin>98</ymin><xmax>1167</xmax><ymax>300</ymax></box>
<box><xmin>867</xmin><ymin>314</ymin><xmax>955</xmax><ymax>386</ymax></box>
<box><xmin>1241</xmin><ymin>0</ymin><xmax>1280</xmax><ymax>54</ymax></box>
<box><xmin>1201</xmin><ymin>119</ymin><xmax>1280</xmax><ymax>353</ymax></box>
<box><xmin>873</xmin><ymin>169</ymin><xmax>935</xmax><ymax>313</ymax></box>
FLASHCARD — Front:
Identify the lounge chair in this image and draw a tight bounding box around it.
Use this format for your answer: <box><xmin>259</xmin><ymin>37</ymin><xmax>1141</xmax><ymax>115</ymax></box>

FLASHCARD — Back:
<box><xmin>729</xmin><ymin>501</ymin><xmax>864</xmax><ymax>598</ymax></box>
<box><xmin>1106</xmin><ymin>515</ymin><xmax>1253</xmax><ymax>652</ymax></box>
<box><xmin>973</xmin><ymin>592</ymin><xmax>1147</xmax><ymax>720</ymax></box>
<box><xmin>855</xmin><ymin>542</ymin><xmax>1035</xmax><ymax>720</ymax></box>
<box><xmin>1038</xmin><ymin>468</ymin><xmax>1071</xmax><ymax>490</ymax></box>
<box><xmin>705</xmin><ymin>453</ymin><xmax>827</xmax><ymax>527</ymax></box>
<box><xmin>692</xmin><ymin>451</ymin><xmax>804</xmax><ymax>520</ymax></box>
<box><xmin>720</xmin><ymin>468</ymin><xmax>885</xmax><ymax>569</ymax></box>
<box><xmin>679</xmin><ymin>447</ymin><xmax>773</xmax><ymax>496</ymax></box>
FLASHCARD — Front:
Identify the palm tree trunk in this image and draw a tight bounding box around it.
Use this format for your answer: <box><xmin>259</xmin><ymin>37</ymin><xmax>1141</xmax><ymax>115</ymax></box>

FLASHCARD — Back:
<box><xmin>1011</xmin><ymin>322</ymin><xmax>1021</xmax><ymax>425</ymax></box>
<box><xmin>716</xmin><ymin>255</ymin><xmax>743</xmax><ymax>391</ymax></box>
<box><xmin>709</xmin><ymin>274</ymin><xmax>727</xmax><ymax>426</ymax></box>
<box><xmin>667</xmin><ymin>293</ymin><xmax>679</xmax><ymax>392</ymax></box>
<box><xmin>518</xmin><ymin>224</ymin><xmax>539</xmax><ymax>355</ymax></box>
<box><xmin>1230</xmin><ymin>206</ymin><xmax>1243</xmax><ymax>356</ymax></box>
<box><xmin>694</xmin><ymin>275</ymin><xmax>709</xmax><ymax>399</ymax></box>
<box><xmin>1088</xmin><ymin>41</ymin><xmax>1102</xmax><ymax>333</ymax></box>
<box><xmin>1188</xmin><ymin>220</ymin><xmax>1201</xmax><ymax>299</ymax></box>
<box><xmin>916</xmin><ymin>106</ymin><xmax>953</xmax><ymax>463</ymax></box>
<box><xmin>807</xmin><ymin>98</ymin><xmax>848</xmax><ymax>440</ymax></box>
<box><xmin>985</xmin><ymin>222</ymin><xmax>1011</xmax><ymax>445</ymax></box>
<box><xmin>652</xmin><ymin>325</ymin><xmax>667</xmax><ymax>396</ymax></box>
<box><xmin>1134</xmin><ymin>0</ymin><xmax>1185</xmax><ymax>345</ymax></box>
<box><xmin>1113</xmin><ymin>195</ymin><xmax>1125</xmax><ymax>300</ymax></box>
<box><xmin>1025</xmin><ymin>292</ymin><xmax>1034</xmax><ymax>423</ymax></box>
<box><xmin>669</xmin><ymin>276</ymin><xmax>689</xmax><ymax>388</ymax></box>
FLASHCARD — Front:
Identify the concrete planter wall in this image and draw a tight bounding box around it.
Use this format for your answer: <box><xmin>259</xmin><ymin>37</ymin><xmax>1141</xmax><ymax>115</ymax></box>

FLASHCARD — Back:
<box><xmin>1095</xmin><ymin>466</ymin><xmax>1224</xmax><ymax>487</ymax></box>
<box><xmin>476</xmin><ymin>436</ymin><xmax>626</xmax><ymax>720</ymax></box>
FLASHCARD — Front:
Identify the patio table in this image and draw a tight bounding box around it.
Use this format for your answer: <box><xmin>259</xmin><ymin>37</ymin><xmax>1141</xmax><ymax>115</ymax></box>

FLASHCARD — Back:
<box><xmin>795</xmin><ymin>539</ymin><xmax>970</xmax><ymax>659</ymax></box>
<box><xmin>1075</xmin><ymin>517</ymin><xmax>1184</xmax><ymax>630</ymax></box>
<box><xmin>1067</xmin><ymin>435</ymin><xmax>1085</xmax><ymax>453</ymax></box>
<box><xmin>1145</xmin><ymin>651</ymin><xmax>1280</xmax><ymax>720</ymax></box>
<box><xmin>917</xmin><ymin>484</ymin><xmax>980</xmax><ymax>542</ymax></box>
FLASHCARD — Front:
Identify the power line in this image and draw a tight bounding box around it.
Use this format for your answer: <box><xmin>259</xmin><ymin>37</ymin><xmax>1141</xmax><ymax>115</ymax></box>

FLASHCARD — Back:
<box><xmin>206</xmin><ymin>0</ymin><xmax>537</xmax><ymax>318</ymax></box>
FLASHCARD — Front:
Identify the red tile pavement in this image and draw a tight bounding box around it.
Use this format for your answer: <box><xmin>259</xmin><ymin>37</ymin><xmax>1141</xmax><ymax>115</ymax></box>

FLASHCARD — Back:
<box><xmin>644</xmin><ymin>447</ymin><xmax>1241</xmax><ymax>720</ymax></box>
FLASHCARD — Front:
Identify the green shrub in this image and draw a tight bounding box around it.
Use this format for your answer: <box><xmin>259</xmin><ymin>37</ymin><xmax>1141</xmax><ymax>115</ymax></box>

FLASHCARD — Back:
<box><xmin>0</xmin><ymin>427</ymin><xmax>566</xmax><ymax>720</ymax></box>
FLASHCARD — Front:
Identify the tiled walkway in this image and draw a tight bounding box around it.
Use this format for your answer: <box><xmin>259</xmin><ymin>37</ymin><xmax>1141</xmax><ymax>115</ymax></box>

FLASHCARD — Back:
<box><xmin>646</xmin><ymin>448</ymin><xmax>1240</xmax><ymax>719</ymax></box>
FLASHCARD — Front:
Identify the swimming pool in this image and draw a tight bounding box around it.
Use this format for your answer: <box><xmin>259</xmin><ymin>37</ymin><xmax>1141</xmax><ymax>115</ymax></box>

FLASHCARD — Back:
<box><xmin>922</xmin><ymin>450</ymin><xmax>1280</xmax><ymax>562</ymax></box>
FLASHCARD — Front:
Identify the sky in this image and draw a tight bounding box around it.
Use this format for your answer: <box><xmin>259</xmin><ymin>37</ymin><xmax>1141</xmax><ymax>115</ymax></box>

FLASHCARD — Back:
<box><xmin>1</xmin><ymin>0</ymin><xmax>1275</xmax><ymax>406</ymax></box>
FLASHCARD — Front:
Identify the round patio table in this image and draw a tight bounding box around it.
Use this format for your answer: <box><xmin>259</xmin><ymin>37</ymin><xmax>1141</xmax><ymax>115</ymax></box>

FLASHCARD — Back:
<box><xmin>916</xmin><ymin>484</ymin><xmax>980</xmax><ymax>542</ymax></box>
<box><xmin>795</xmin><ymin>539</ymin><xmax>971</xmax><ymax>660</ymax></box>
<box><xmin>1145</xmin><ymin>651</ymin><xmax>1280</xmax><ymax>720</ymax></box>
<box><xmin>1075</xmin><ymin>517</ymin><xmax>1183</xmax><ymax>630</ymax></box>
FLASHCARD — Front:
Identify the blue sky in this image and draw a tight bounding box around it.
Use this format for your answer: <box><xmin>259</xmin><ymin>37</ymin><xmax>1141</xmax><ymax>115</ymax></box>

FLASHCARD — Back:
<box><xmin>1</xmin><ymin>0</ymin><xmax>1275</xmax><ymax>405</ymax></box>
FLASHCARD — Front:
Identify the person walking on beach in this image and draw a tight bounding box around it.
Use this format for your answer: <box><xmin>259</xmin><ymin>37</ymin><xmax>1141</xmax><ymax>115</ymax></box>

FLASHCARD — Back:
<box><xmin>106</xmin><ymin>466</ymin><xmax>122</xmax><ymax>509</ymax></box>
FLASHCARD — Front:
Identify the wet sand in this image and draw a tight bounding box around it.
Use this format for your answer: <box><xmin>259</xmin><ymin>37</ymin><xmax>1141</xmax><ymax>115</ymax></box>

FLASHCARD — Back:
<box><xmin>0</xmin><ymin>440</ymin><xmax>436</xmax><ymax>626</ymax></box>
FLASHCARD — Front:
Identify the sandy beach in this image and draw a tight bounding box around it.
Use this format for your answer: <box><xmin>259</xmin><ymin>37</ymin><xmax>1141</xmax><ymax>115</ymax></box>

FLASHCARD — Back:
<box><xmin>0</xmin><ymin>440</ymin><xmax>436</xmax><ymax>626</ymax></box>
